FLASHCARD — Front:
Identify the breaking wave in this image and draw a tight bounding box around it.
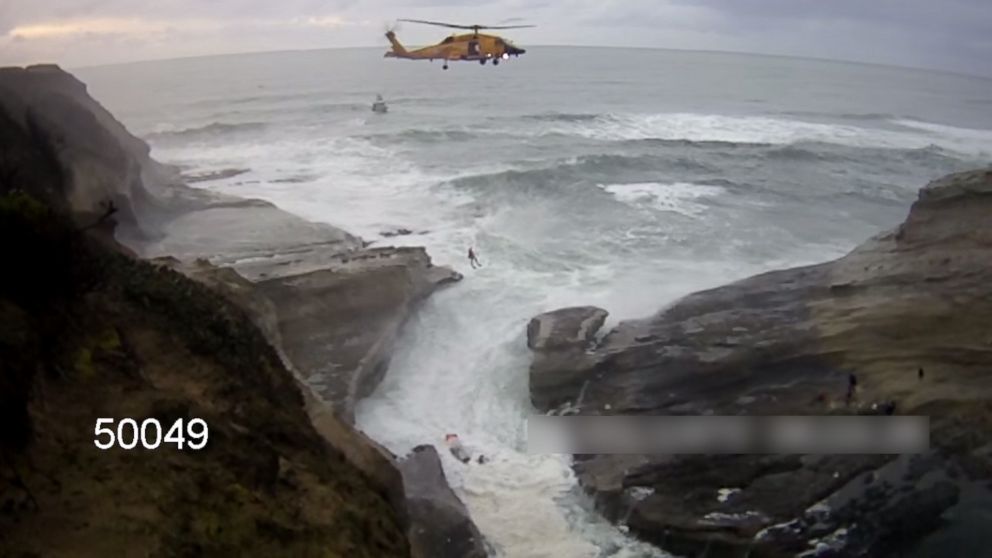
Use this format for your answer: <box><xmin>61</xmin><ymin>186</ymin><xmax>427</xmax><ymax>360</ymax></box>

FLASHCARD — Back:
<box><xmin>517</xmin><ymin>112</ymin><xmax>992</xmax><ymax>156</ymax></box>
<box><xmin>146</xmin><ymin>121</ymin><xmax>267</xmax><ymax>142</ymax></box>
<box><xmin>520</xmin><ymin>112</ymin><xmax>602</xmax><ymax>123</ymax></box>
<box><xmin>598</xmin><ymin>182</ymin><xmax>726</xmax><ymax>217</ymax></box>
<box><xmin>444</xmin><ymin>153</ymin><xmax>717</xmax><ymax>196</ymax></box>
<box><xmin>778</xmin><ymin>110</ymin><xmax>903</xmax><ymax>123</ymax></box>
<box><xmin>361</xmin><ymin>129</ymin><xmax>489</xmax><ymax>144</ymax></box>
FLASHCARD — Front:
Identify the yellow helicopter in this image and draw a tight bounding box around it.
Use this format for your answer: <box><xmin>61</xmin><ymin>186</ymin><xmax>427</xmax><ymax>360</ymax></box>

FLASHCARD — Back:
<box><xmin>384</xmin><ymin>19</ymin><xmax>534</xmax><ymax>70</ymax></box>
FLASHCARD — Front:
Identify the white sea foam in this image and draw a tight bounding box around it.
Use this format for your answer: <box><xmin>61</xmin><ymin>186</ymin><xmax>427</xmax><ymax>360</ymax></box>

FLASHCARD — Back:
<box><xmin>168</xmin><ymin>128</ymin><xmax>676</xmax><ymax>556</ymax></box>
<box><xmin>599</xmin><ymin>182</ymin><xmax>725</xmax><ymax>217</ymax></box>
<box><xmin>150</xmin><ymin>124</ymin><xmax>826</xmax><ymax>557</ymax></box>
<box><xmin>541</xmin><ymin>112</ymin><xmax>992</xmax><ymax>156</ymax></box>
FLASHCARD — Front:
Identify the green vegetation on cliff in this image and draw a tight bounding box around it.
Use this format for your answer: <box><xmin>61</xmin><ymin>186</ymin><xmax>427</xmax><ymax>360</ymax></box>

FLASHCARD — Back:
<box><xmin>0</xmin><ymin>193</ymin><xmax>408</xmax><ymax>557</ymax></box>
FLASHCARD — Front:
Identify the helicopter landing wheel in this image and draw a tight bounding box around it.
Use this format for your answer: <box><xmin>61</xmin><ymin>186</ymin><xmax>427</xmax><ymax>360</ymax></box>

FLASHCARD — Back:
<box><xmin>480</xmin><ymin>58</ymin><xmax>487</xmax><ymax>65</ymax></box>
<box><xmin>493</xmin><ymin>58</ymin><xmax>500</xmax><ymax>66</ymax></box>
<box><xmin>443</xmin><ymin>63</ymin><xmax>449</xmax><ymax>70</ymax></box>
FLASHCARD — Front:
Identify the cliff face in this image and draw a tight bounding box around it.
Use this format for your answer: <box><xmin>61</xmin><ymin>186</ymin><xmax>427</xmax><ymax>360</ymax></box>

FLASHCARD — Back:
<box><xmin>0</xmin><ymin>65</ymin><xmax>170</xmax><ymax>242</ymax></box>
<box><xmin>0</xmin><ymin>65</ymin><xmax>479</xmax><ymax>558</ymax></box>
<box><xmin>528</xmin><ymin>169</ymin><xmax>992</xmax><ymax>557</ymax></box>
<box><xmin>0</xmin><ymin>194</ymin><xmax>409</xmax><ymax>557</ymax></box>
<box><xmin>0</xmin><ymin>65</ymin><xmax>462</xmax><ymax>424</ymax></box>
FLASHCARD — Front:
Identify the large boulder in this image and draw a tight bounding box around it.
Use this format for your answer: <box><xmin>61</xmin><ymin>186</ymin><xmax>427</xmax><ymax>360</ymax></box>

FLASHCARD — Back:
<box><xmin>527</xmin><ymin>306</ymin><xmax>608</xmax><ymax>411</ymax></box>
<box><xmin>528</xmin><ymin>168</ymin><xmax>992</xmax><ymax>557</ymax></box>
<box><xmin>398</xmin><ymin>445</ymin><xmax>488</xmax><ymax>558</ymax></box>
<box><xmin>527</xmin><ymin>306</ymin><xmax>608</xmax><ymax>351</ymax></box>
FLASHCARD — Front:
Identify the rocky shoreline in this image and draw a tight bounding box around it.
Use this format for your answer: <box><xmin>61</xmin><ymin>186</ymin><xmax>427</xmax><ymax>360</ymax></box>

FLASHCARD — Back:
<box><xmin>5</xmin><ymin>62</ymin><xmax>991</xmax><ymax>558</ymax></box>
<box><xmin>0</xmin><ymin>64</ymin><xmax>482</xmax><ymax>557</ymax></box>
<box><xmin>528</xmin><ymin>168</ymin><xmax>992</xmax><ymax>557</ymax></box>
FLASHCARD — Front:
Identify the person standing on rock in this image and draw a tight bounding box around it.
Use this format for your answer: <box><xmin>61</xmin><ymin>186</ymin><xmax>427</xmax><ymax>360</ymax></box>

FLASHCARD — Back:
<box><xmin>468</xmin><ymin>247</ymin><xmax>482</xmax><ymax>269</ymax></box>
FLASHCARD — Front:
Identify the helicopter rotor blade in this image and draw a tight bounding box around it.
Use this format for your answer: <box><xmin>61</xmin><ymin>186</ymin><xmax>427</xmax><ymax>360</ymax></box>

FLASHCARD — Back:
<box><xmin>479</xmin><ymin>24</ymin><xmax>536</xmax><ymax>29</ymax></box>
<box><xmin>398</xmin><ymin>19</ymin><xmax>534</xmax><ymax>30</ymax></box>
<box><xmin>399</xmin><ymin>19</ymin><xmax>475</xmax><ymax>29</ymax></box>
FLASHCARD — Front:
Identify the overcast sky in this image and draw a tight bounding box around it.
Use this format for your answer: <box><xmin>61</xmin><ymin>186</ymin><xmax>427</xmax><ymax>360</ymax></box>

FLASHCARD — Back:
<box><xmin>1</xmin><ymin>0</ymin><xmax>990</xmax><ymax>76</ymax></box>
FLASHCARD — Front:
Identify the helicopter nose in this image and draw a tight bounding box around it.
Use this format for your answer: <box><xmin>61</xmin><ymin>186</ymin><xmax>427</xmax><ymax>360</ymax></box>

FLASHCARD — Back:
<box><xmin>506</xmin><ymin>45</ymin><xmax>526</xmax><ymax>56</ymax></box>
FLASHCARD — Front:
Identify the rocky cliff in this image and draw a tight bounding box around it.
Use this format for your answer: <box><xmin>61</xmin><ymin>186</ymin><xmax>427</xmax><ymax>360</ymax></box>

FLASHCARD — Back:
<box><xmin>0</xmin><ymin>193</ymin><xmax>409</xmax><ymax>557</ymax></box>
<box><xmin>0</xmin><ymin>64</ymin><xmax>481</xmax><ymax>558</ymax></box>
<box><xmin>0</xmin><ymin>64</ymin><xmax>172</xmax><ymax>243</ymax></box>
<box><xmin>0</xmin><ymin>65</ymin><xmax>464</xmax><ymax>425</ymax></box>
<box><xmin>528</xmin><ymin>168</ymin><xmax>992</xmax><ymax>557</ymax></box>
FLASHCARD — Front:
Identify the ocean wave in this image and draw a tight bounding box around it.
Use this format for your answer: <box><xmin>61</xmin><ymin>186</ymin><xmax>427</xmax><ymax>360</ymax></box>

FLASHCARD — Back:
<box><xmin>520</xmin><ymin>112</ymin><xmax>601</xmax><ymax>123</ymax></box>
<box><xmin>765</xmin><ymin>142</ymin><xmax>968</xmax><ymax>169</ymax></box>
<box><xmin>598</xmin><ymin>181</ymin><xmax>725</xmax><ymax>217</ymax></box>
<box><xmin>619</xmin><ymin>137</ymin><xmax>772</xmax><ymax>150</ymax></box>
<box><xmin>308</xmin><ymin>101</ymin><xmax>371</xmax><ymax>113</ymax></box>
<box><xmin>362</xmin><ymin>129</ymin><xmax>484</xmax><ymax>144</ymax></box>
<box><xmin>779</xmin><ymin>110</ymin><xmax>901</xmax><ymax>122</ymax></box>
<box><xmin>576</xmin><ymin>152</ymin><xmax>719</xmax><ymax>173</ymax></box>
<box><xmin>146</xmin><ymin>121</ymin><xmax>267</xmax><ymax>142</ymax></box>
<box><xmin>838</xmin><ymin>112</ymin><xmax>901</xmax><ymax>121</ymax></box>
<box><xmin>535</xmin><ymin>113</ymin><xmax>862</xmax><ymax>144</ymax></box>
<box><xmin>764</xmin><ymin>144</ymin><xmax>833</xmax><ymax>162</ymax></box>
<box><xmin>525</xmin><ymin>112</ymin><xmax>991</xmax><ymax>157</ymax></box>
<box><xmin>892</xmin><ymin>118</ymin><xmax>992</xmax><ymax>142</ymax></box>
<box><xmin>444</xmin><ymin>152</ymin><xmax>721</xmax><ymax>197</ymax></box>
<box><xmin>185</xmin><ymin>90</ymin><xmax>322</xmax><ymax>109</ymax></box>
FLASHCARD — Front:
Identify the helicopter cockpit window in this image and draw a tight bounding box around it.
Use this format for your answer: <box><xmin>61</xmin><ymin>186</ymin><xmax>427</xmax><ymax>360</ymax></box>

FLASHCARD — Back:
<box><xmin>441</xmin><ymin>36</ymin><xmax>454</xmax><ymax>44</ymax></box>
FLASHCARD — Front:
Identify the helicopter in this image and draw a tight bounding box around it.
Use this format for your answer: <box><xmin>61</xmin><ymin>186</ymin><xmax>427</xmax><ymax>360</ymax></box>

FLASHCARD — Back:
<box><xmin>384</xmin><ymin>19</ymin><xmax>534</xmax><ymax>70</ymax></box>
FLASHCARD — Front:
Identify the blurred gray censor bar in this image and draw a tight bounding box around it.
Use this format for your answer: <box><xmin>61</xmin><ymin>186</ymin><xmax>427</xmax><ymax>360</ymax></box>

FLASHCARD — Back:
<box><xmin>528</xmin><ymin>415</ymin><xmax>929</xmax><ymax>454</ymax></box>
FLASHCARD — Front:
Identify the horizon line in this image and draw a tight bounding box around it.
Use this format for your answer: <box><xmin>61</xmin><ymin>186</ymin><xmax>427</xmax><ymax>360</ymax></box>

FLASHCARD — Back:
<box><xmin>44</xmin><ymin>44</ymin><xmax>992</xmax><ymax>81</ymax></box>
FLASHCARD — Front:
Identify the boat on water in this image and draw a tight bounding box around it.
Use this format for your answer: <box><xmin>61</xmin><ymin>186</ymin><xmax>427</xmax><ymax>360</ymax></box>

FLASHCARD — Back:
<box><xmin>372</xmin><ymin>94</ymin><xmax>388</xmax><ymax>114</ymax></box>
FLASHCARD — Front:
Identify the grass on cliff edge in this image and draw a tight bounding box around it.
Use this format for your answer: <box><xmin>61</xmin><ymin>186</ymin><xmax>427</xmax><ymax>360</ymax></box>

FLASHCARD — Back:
<box><xmin>0</xmin><ymin>192</ymin><xmax>408</xmax><ymax>558</ymax></box>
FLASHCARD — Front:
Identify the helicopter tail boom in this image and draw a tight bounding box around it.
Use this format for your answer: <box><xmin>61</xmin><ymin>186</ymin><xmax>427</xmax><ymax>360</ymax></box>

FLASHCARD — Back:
<box><xmin>384</xmin><ymin>30</ymin><xmax>408</xmax><ymax>57</ymax></box>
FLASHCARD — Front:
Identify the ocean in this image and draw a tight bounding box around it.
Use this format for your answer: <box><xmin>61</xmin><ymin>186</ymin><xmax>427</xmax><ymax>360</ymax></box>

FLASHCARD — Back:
<box><xmin>79</xmin><ymin>46</ymin><xmax>992</xmax><ymax>557</ymax></box>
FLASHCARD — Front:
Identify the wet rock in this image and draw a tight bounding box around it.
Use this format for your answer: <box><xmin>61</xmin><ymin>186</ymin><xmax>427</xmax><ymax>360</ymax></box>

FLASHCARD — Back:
<box><xmin>527</xmin><ymin>168</ymin><xmax>992</xmax><ymax>558</ymax></box>
<box><xmin>183</xmin><ymin>168</ymin><xmax>248</xmax><ymax>183</ymax></box>
<box><xmin>527</xmin><ymin>306</ymin><xmax>608</xmax><ymax>351</ymax></box>
<box><xmin>256</xmin><ymin>247</ymin><xmax>460</xmax><ymax>421</ymax></box>
<box><xmin>398</xmin><ymin>445</ymin><xmax>487</xmax><ymax>558</ymax></box>
<box><xmin>527</xmin><ymin>306</ymin><xmax>607</xmax><ymax>410</ymax></box>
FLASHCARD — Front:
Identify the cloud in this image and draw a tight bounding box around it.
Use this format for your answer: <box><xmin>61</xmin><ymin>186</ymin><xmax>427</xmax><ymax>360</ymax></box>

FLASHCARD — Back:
<box><xmin>0</xmin><ymin>0</ymin><xmax>989</xmax><ymax>75</ymax></box>
<box><xmin>8</xmin><ymin>18</ymin><xmax>214</xmax><ymax>39</ymax></box>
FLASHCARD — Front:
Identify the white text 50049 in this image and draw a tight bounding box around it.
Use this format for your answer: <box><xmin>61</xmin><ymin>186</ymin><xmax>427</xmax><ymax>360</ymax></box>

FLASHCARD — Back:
<box><xmin>93</xmin><ymin>418</ymin><xmax>208</xmax><ymax>450</ymax></box>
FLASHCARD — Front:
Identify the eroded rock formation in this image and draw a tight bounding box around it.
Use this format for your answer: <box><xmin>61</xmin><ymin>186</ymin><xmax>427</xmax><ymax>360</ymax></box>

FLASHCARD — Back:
<box><xmin>529</xmin><ymin>168</ymin><xmax>992</xmax><ymax>557</ymax></box>
<box><xmin>0</xmin><ymin>64</ymin><xmax>479</xmax><ymax>557</ymax></box>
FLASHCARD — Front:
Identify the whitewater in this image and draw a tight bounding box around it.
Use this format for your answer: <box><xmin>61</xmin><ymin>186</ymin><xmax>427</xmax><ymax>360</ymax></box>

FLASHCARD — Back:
<box><xmin>81</xmin><ymin>46</ymin><xmax>992</xmax><ymax>557</ymax></box>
